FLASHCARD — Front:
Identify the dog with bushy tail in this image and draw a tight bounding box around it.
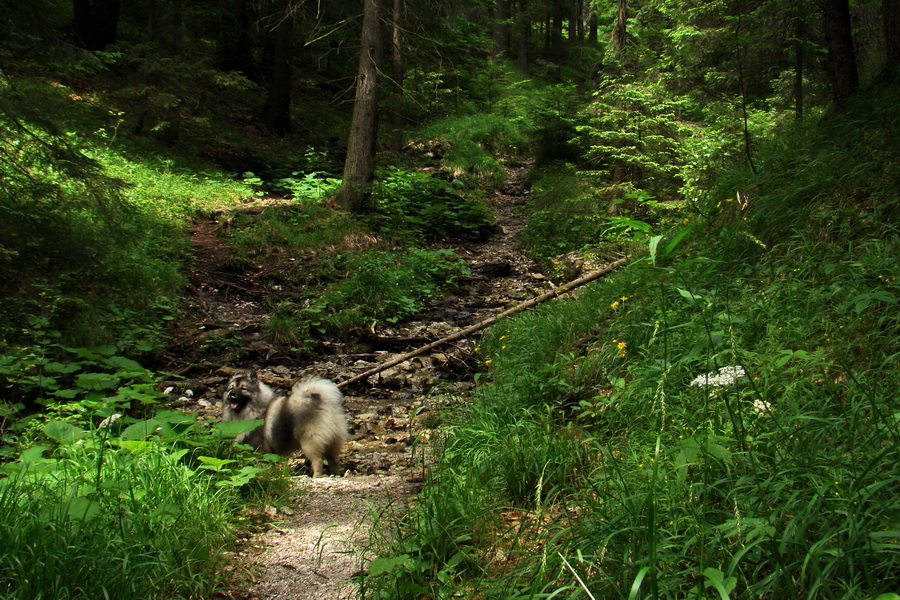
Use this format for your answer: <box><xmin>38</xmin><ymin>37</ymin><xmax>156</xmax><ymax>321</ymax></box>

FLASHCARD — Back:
<box><xmin>222</xmin><ymin>372</ymin><xmax>348</xmax><ymax>477</ymax></box>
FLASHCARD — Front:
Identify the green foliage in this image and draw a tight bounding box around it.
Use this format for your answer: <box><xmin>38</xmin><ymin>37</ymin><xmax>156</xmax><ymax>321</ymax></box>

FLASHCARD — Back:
<box><xmin>223</xmin><ymin>203</ymin><xmax>364</xmax><ymax>279</ymax></box>
<box><xmin>361</xmin><ymin>87</ymin><xmax>900</xmax><ymax>598</ymax></box>
<box><xmin>0</xmin><ymin>344</ymin><xmax>280</xmax><ymax>599</ymax></box>
<box><xmin>265</xmin><ymin>249</ymin><xmax>471</xmax><ymax>343</ymax></box>
<box><xmin>519</xmin><ymin>164</ymin><xmax>605</xmax><ymax>260</ymax></box>
<box><xmin>100</xmin><ymin>150</ymin><xmax>254</xmax><ymax>218</ymax></box>
<box><xmin>520</xmin><ymin>165</ymin><xmax>686</xmax><ymax>263</ymax></box>
<box><xmin>496</xmin><ymin>80</ymin><xmax>582</xmax><ymax>164</ymax></box>
<box><xmin>0</xmin><ymin>75</ymin><xmax>261</xmax><ymax>348</ymax></box>
<box><xmin>416</xmin><ymin>114</ymin><xmax>527</xmax><ymax>186</ymax></box>
<box><xmin>0</xmin><ymin>448</ymin><xmax>231</xmax><ymax>599</ymax></box>
<box><xmin>577</xmin><ymin>77</ymin><xmax>691</xmax><ymax>199</ymax></box>
<box><xmin>371</xmin><ymin>168</ymin><xmax>496</xmax><ymax>241</ymax></box>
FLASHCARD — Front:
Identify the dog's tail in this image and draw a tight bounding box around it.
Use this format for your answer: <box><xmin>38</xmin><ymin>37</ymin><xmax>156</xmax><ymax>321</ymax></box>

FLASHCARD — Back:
<box><xmin>290</xmin><ymin>375</ymin><xmax>342</xmax><ymax>407</ymax></box>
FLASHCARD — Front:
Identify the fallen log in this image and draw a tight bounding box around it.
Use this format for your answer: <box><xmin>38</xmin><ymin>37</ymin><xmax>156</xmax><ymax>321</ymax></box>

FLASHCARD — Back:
<box><xmin>338</xmin><ymin>255</ymin><xmax>632</xmax><ymax>388</ymax></box>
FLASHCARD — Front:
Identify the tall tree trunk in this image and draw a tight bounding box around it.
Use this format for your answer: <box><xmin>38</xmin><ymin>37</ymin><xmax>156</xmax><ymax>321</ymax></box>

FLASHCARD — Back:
<box><xmin>883</xmin><ymin>0</ymin><xmax>900</xmax><ymax>80</ymax></box>
<box><xmin>820</xmin><ymin>0</ymin><xmax>859</xmax><ymax>107</ymax></box>
<box><xmin>218</xmin><ymin>0</ymin><xmax>257</xmax><ymax>78</ymax></box>
<box><xmin>612</xmin><ymin>0</ymin><xmax>627</xmax><ymax>61</ymax></box>
<box><xmin>73</xmin><ymin>0</ymin><xmax>121</xmax><ymax>50</ymax></box>
<box><xmin>793</xmin><ymin>14</ymin><xmax>804</xmax><ymax>119</ymax></box>
<box><xmin>574</xmin><ymin>0</ymin><xmax>583</xmax><ymax>42</ymax></box>
<box><xmin>516</xmin><ymin>0</ymin><xmax>530</xmax><ymax>71</ymax></box>
<box><xmin>261</xmin><ymin>0</ymin><xmax>294</xmax><ymax>135</ymax></box>
<box><xmin>336</xmin><ymin>0</ymin><xmax>386</xmax><ymax>213</ymax></box>
<box><xmin>171</xmin><ymin>0</ymin><xmax>185</xmax><ymax>51</ymax></box>
<box><xmin>548</xmin><ymin>0</ymin><xmax>563</xmax><ymax>64</ymax></box>
<box><xmin>389</xmin><ymin>0</ymin><xmax>405</xmax><ymax>152</ymax></box>
<box><xmin>148</xmin><ymin>0</ymin><xmax>157</xmax><ymax>42</ymax></box>
<box><xmin>492</xmin><ymin>0</ymin><xmax>509</xmax><ymax>60</ymax></box>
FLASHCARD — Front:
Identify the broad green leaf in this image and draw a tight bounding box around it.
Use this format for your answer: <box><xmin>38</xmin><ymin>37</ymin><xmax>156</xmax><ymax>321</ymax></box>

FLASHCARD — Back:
<box><xmin>664</xmin><ymin>224</ymin><xmax>694</xmax><ymax>256</ymax></box>
<box><xmin>20</xmin><ymin>445</ymin><xmax>51</xmax><ymax>463</ymax></box>
<box><xmin>677</xmin><ymin>288</ymin><xmax>702</xmax><ymax>304</ymax></box>
<box><xmin>149</xmin><ymin>502</ymin><xmax>183</xmax><ymax>522</ymax></box>
<box><xmin>368</xmin><ymin>555</ymin><xmax>412</xmax><ymax>576</ymax></box>
<box><xmin>104</xmin><ymin>355</ymin><xmax>144</xmax><ymax>371</ymax></box>
<box><xmin>121</xmin><ymin>419</ymin><xmax>161</xmax><ymax>440</ymax></box>
<box><xmin>628</xmin><ymin>566</ymin><xmax>651</xmax><ymax>600</ymax></box>
<box><xmin>648</xmin><ymin>235</ymin><xmax>663</xmax><ymax>265</ymax></box>
<box><xmin>117</xmin><ymin>440</ymin><xmax>155</xmax><ymax>453</ymax></box>
<box><xmin>214</xmin><ymin>419</ymin><xmax>264</xmax><ymax>436</ymax></box>
<box><xmin>702</xmin><ymin>567</ymin><xmax>736</xmax><ymax>599</ymax></box>
<box><xmin>67</xmin><ymin>496</ymin><xmax>101</xmax><ymax>521</ymax></box>
<box><xmin>43</xmin><ymin>420</ymin><xmax>88</xmax><ymax>443</ymax></box>
<box><xmin>197</xmin><ymin>456</ymin><xmax>237</xmax><ymax>471</ymax></box>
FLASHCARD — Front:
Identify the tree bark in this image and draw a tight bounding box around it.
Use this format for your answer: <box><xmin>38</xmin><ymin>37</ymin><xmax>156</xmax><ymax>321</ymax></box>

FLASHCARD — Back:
<box><xmin>492</xmin><ymin>0</ymin><xmax>509</xmax><ymax>60</ymax></box>
<box><xmin>793</xmin><ymin>14</ymin><xmax>804</xmax><ymax>119</ymax></box>
<box><xmin>73</xmin><ymin>0</ymin><xmax>121</xmax><ymax>50</ymax></box>
<box><xmin>548</xmin><ymin>0</ymin><xmax>563</xmax><ymax>64</ymax></box>
<box><xmin>884</xmin><ymin>0</ymin><xmax>900</xmax><ymax>80</ymax></box>
<box><xmin>336</xmin><ymin>0</ymin><xmax>386</xmax><ymax>213</ymax></box>
<box><xmin>171</xmin><ymin>0</ymin><xmax>185</xmax><ymax>52</ymax></box>
<box><xmin>218</xmin><ymin>0</ymin><xmax>258</xmax><ymax>79</ymax></box>
<box><xmin>389</xmin><ymin>0</ymin><xmax>405</xmax><ymax>152</ymax></box>
<box><xmin>820</xmin><ymin>0</ymin><xmax>859</xmax><ymax>107</ymax></box>
<box><xmin>516</xmin><ymin>0</ymin><xmax>530</xmax><ymax>72</ymax></box>
<box><xmin>261</xmin><ymin>0</ymin><xmax>294</xmax><ymax>135</ymax></box>
<box><xmin>612</xmin><ymin>0</ymin><xmax>627</xmax><ymax>61</ymax></box>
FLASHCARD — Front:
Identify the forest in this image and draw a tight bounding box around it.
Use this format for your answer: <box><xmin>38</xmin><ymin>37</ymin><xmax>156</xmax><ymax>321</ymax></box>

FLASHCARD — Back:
<box><xmin>0</xmin><ymin>0</ymin><xmax>898</xmax><ymax>598</ymax></box>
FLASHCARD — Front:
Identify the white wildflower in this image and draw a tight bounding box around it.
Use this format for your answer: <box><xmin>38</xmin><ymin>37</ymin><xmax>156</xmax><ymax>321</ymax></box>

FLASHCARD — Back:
<box><xmin>163</xmin><ymin>386</ymin><xmax>174</xmax><ymax>395</ymax></box>
<box><xmin>690</xmin><ymin>365</ymin><xmax>746</xmax><ymax>388</ymax></box>
<box><xmin>751</xmin><ymin>399</ymin><xmax>771</xmax><ymax>414</ymax></box>
<box><xmin>98</xmin><ymin>413</ymin><xmax>123</xmax><ymax>428</ymax></box>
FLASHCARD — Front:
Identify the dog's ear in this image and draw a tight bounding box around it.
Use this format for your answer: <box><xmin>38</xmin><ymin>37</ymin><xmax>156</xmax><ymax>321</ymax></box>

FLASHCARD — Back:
<box><xmin>247</xmin><ymin>370</ymin><xmax>258</xmax><ymax>383</ymax></box>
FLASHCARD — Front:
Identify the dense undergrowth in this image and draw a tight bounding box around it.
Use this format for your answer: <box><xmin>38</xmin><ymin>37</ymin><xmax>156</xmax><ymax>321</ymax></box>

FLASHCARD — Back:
<box><xmin>0</xmin><ymin>332</ymin><xmax>285</xmax><ymax>598</ymax></box>
<box><xmin>359</xmin><ymin>86</ymin><xmax>900</xmax><ymax>599</ymax></box>
<box><xmin>0</xmin><ymin>49</ymin><xmax>504</xmax><ymax>600</ymax></box>
<box><xmin>2</xmin><ymin>5</ymin><xmax>897</xmax><ymax>598</ymax></box>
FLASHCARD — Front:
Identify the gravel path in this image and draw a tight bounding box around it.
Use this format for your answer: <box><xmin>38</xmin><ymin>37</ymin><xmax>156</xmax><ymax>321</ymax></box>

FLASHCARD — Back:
<box><xmin>176</xmin><ymin>161</ymin><xmax>545</xmax><ymax>599</ymax></box>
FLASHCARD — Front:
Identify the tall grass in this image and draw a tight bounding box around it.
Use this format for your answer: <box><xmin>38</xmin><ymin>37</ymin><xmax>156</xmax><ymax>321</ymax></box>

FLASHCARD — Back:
<box><xmin>360</xmin><ymin>86</ymin><xmax>900</xmax><ymax>598</ymax></box>
<box><xmin>0</xmin><ymin>442</ymin><xmax>242</xmax><ymax>599</ymax></box>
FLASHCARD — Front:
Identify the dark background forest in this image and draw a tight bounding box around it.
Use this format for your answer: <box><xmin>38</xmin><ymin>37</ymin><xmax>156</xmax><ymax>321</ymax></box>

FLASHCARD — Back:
<box><xmin>0</xmin><ymin>0</ymin><xmax>898</xmax><ymax>598</ymax></box>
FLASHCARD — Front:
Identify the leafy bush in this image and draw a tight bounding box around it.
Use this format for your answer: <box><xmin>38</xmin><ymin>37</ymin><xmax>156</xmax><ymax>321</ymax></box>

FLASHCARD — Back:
<box><xmin>264</xmin><ymin>248</ymin><xmax>471</xmax><ymax>344</ymax></box>
<box><xmin>416</xmin><ymin>114</ymin><xmax>527</xmax><ymax>185</ymax></box>
<box><xmin>0</xmin><ymin>77</ymin><xmax>261</xmax><ymax>348</ymax></box>
<box><xmin>224</xmin><ymin>202</ymin><xmax>366</xmax><ymax>280</ymax></box>
<box><xmin>370</xmin><ymin>168</ymin><xmax>495</xmax><ymax>241</ymax></box>
<box><xmin>519</xmin><ymin>164</ymin><xmax>605</xmax><ymax>260</ymax></box>
<box><xmin>577</xmin><ymin>77</ymin><xmax>691</xmax><ymax>200</ymax></box>
<box><xmin>0</xmin><ymin>339</ymin><xmax>277</xmax><ymax>599</ymax></box>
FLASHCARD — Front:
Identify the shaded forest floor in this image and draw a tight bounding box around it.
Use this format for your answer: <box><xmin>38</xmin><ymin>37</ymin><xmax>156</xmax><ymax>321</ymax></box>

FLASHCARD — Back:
<box><xmin>166</xmin><ymin>161</ymin><xmax>557</xmax><ymax>599</ymax></box>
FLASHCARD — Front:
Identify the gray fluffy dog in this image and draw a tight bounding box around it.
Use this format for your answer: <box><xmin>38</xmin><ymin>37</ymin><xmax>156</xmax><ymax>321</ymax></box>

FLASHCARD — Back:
<box><xmin>221</xmin><ymin>371</ymin><xmax>348</xmax><ymax>478</ymax></box>
<box><xmin>221</xmin><ymin>370</ymin><xmax>274</xmax><ymax>449</ymax></box>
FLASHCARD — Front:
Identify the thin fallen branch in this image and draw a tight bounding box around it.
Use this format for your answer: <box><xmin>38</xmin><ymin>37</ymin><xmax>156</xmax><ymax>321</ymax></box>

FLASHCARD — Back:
<box><xmin>338</xmin><ymin>255</ymin><xmax>632</xmax><ymax>388</ymax></box>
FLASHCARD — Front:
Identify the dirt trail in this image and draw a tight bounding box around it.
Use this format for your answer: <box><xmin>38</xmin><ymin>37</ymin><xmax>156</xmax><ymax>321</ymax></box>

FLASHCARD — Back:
<box><xmin>171</xmin><ymin>161</ymin><xmax>554</xmax><ymax>599</ymax></box>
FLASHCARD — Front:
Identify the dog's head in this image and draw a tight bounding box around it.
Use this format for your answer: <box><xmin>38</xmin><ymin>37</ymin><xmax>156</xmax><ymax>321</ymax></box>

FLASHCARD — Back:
<box><xmin>223</xmin><ymin>371</ymin><xmax>261</xmax><ymax>413</ymax></box>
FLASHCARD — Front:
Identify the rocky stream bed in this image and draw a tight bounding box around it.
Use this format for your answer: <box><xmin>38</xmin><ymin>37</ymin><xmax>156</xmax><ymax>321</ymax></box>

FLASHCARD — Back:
<box><xmin>159</xmin><ymin>161</ymin><xmax>586</xmax><ymax>599</ymax></box>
